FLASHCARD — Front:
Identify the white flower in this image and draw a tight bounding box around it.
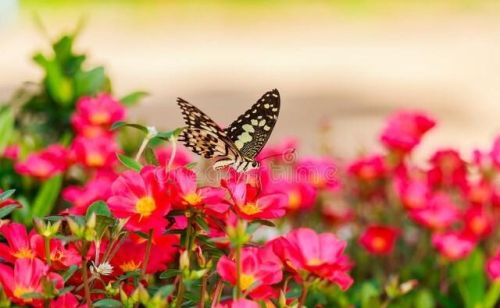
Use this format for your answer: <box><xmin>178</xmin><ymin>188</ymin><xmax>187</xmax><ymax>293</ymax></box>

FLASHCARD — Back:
<box><xmin>91</xmin><ymin>261</ymin><xmax>114</xmax><ymax>276</ymax></box>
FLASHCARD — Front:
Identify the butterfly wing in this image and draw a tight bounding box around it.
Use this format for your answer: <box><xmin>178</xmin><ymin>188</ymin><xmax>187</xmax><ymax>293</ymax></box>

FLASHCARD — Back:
<box><xmin>177</xmin><ymin>98</ymin><xmax>240</xmax><ymax>161</ymax></box>
<box><xmin>225</xmin><ymin>89</ymin><xmax>280</xmax><ymax>159</ymax></box>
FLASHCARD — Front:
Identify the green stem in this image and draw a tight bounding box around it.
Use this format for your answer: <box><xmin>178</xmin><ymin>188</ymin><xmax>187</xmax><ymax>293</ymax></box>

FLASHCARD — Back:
<box><xmin>176</xmin><ymin>215</ymin><xmax>194</xmax><ymax>307</ymax></box>
<box><xmin>135</xmin><ymin>136</ymin><xmax>150</xmax><ymax>162</ymax></box>
<box><xmin>298</xmin><ymin>281</ymin><xmax>309</xmax><ymax>307</ymax></box>
<box><xmin>81</xmin><ymin>243</ymin><xmax>92</xmax><ymax>307</ymax></box>
<box><xmin>141</xmin><ymin>229</ymin><xmax>154</xmax><ymax>277</ymax></box>
<box><xmin>235</xmin><ymin>243</ymin><xmax>242</xmax><ymax>299</ymax></box>
<box><xmin>198</xmin><ymin>274</ymin><xmax>208</xmax><ymax>308</ymax></box>
<box><xmin>167</xmin><ymin>136</ymin><xmax>177</xmax><ymax>171</ymax></box>
<box><xmin>44</xmin><ymin>237</ymin><xmax>51</xmax><ymax>266</ymax></box>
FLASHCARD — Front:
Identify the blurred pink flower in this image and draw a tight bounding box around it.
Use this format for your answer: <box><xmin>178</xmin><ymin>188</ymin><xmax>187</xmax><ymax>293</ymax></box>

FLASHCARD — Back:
<box><xmin>359</xmin><ymin>225</ymin><xmax>400</xmax><ymax>256</ymax></box>
<box><xmin>428</xmin><ymin>149</ymin><xmax>467</xmax><ymax>189</ymax></box>
<box><xmin>486</xmin><ymin>251</ymin><xmax>500</xmax><ymax>281</ymax></box>
<box><xmin>71</xmin><ymin>94</ymin><xmax>126</xmax><ymax>138</ymax></box>
<box><xmin>409</xmin><ymin>193</ymin><xmax>461</xmax><ymax>230</ymax></box>
<box><xmin>296</xmin><ymin>157</ymin><xmax>339</xmax><ymax>191</ymax></box>
<box><xmin>15</xmin><ymin>144</ymin><xmax>68</xmax><ymax>179</ymax></box>
<box><xmin>272</xmin><ymin>228</ymin><xmax>353</xmax><ymax>290</ymax></box>
<box><xmin>63</xmin><ymin>174</ymin><xmax>116</xmax><ymax>215</ymax></box>
<box><xmin>155</xmin><ymin>145</ymin><xmax>192</xmax><ymax>168</ymax></box>
<box><xmin>267</xmin><ymin>179</ymin><xmax>317</xmax><ymax>212</ymax></box>
<box><xmin>71</xmin><ymin>136</ymin><xmax>118</xmax><ymax>169</ymax></box>
<box><xmin>215</xmin><ymin>299</ymin><xmax>260</xmax><ymax>308</ymax></box>
<box><xmin>107</xmin><ymin>166</ymin><xmax>171</xmax><ymax>233</ymax></box>
<box><xmin>432</xmin><ymin>231</ymin><xmax>476</xmax><ymax>261</ymax></box>
<box><xmin>380</xmin><ymin>110</ymin><xmax>436</xmax><ymax>153</ymax></box>
<box><xmin>348</xmin><ymin>154</ymin><xmax>387</xmax><ymax>182</ymax></box>
<box><xmin>2</xmin><ymin>145</ymin><xmax>19</xmax><ymax>161</ymax></box>
<box><xmin>463</xmin><ymin>207</ymin><xmax>493</xmax><ymax>239</ymax></box>
<box><xmin>396</xmin><ymin>178</ymin><xmax>430</xmax><ymax>211</ymax></box>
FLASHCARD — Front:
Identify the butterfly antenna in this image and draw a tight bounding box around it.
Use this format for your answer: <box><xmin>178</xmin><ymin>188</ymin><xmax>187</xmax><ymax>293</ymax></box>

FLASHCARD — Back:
<box><xmin>259</xmin><ymin>148</ymin><xmax>296</xmax><ymax>161</ymax></box>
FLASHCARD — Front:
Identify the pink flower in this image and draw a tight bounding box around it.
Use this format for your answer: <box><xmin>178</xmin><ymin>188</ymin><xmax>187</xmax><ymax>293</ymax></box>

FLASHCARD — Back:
<box><xmin>272</xmin><ymin>228</ymin><xmax>353</xmax><ymax>290</ymax></box>
<box><xmin>31</xmin><ymin>235</ymin><xmax>81</xmax><ymax>271</ymax></box>
<box><xmin>15</xmin><ymin>144</ymin><xmax>68</xmax><ymax>179</ymax></box>
<box><xmin>63</xmin><ymin>174</ymin><xmax>116</xmax><ymax>215</ymax></box>
<box><xmin>155</xmin><ymin>145</ymin><xmax>192</xmax><ymax>168</ymax></box>
<box><xmin>217</xmin><ymin>246</ymin><xmax>282</xmax><ymax>299</ymax></box>
<box><xmin>380</xmin><ymin>110</ymin><xmax>436</xmax><ymax>153</ymax></box>
<box><xmin>0</xmin><ymin>258</ymin><xmax>63</xmax><ymax>305</ymax></box>
<box><xmin>409</xmin><ymin>193</ymin><xmax>461</xmax><ymax>230</ymax></box>
<box><xmin>432</xmin><ymin>231</ymin><xmax>476</xmax><ymax>261</ymax></box>
<box><xmin>396</xmin><ymin>178</ymin><xmax>430</xmax><ymax>211</ymax></box>
<box><xmin>486</xmin><ymin>251</ymin><xmax>500</xmax><ymax>281</ymax></box>
<box><xmin>215</xmin><ymin>299</ymin><xmax>260</xmax><ymax>308</ymax></box>
<box><xmin>2</xmin><ymin>145</ymin><xmax>19</xmax><ymax>161</ymax></box>
<box><xmin>267</xmin><ymin>180</ymin><xmax>317</xmax><ymax>212</ymax></box>
<box><xmin>296</xmin><ymin>157</ymin><xmax>339</xmax><ymax>191</ymax></box>
<box><xmin>347</xmin><ymin>154</ymin><xmax>387</xmax><ymax>182</ymax></box>
<box><xmin>170</xmin><ymin>168</ymin><xmax>229</xmax><ymax>214</ymax></box>
<box><xmin>359</xmin><ymin>225</ymin><xmax>400</xmax><ymax>255</ymax></box>
<box><xmin>107</xmin><ymin>166</ymin><xmax>171</xmax><ymax>233</ymax></box>
<box><xmin>50</xmin><ymin>293</ymin><xmax>86</xmax><ymax>308</ymax></box>
<box><xmin>490</xmin><ymin>135</ymin><xmax>500</xmax><ymax>169</ymax></box>
<box><xmin>427</xmin><ymin>149</ymin><xmax>467</xmax><ymax>189</ymax></box>
<box><xmin>256</xmin><ymin>137</ymin><xmax>298</xmax><ymax>163</ymax></box>
<box><xmin>0</xmin><ymin>223</ymin><xmax>36</xmax><ymax>263</ymax></box>
<box><xmin>71</xmin><ymin>94</ymin><xmax>126</xmax><ymax>138</ymax></box>
<box><xmin>71</xmin><ymin>136</ymin><xmax>118</xmax><ymax>169</ymax></box>
<box><xmin>224</xmin><ymin>180</ymin><xmax>286</xmax><ymax>220</ymax></box>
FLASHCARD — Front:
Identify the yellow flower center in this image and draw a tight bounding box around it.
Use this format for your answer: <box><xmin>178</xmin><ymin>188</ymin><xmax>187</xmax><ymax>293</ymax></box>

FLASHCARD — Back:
<box><xmin>240</xmin><ymin>203</ymin><xmax>261</xmax><ymax>215</ymax></box>
<box><xmin>372</xmin><ymin>236</ymin><xmax>387</xmax><ymax>251</ymax></box>
<box><xmin>359</xmin><ymin>166</ymin><xmax>376</xmax><ymax>180</ymax></box>
<box><xmin>120</xmin><ymin>260</ymin><xmax>142</xmax><ymax>272</ymax></box>
<box><xmin>13</xmin><ymin>248</ymin><xmax>35</xmax><ymax>259</ymax></box>
<box><xmin>184</xmin><ymin>193</ymin><xmax>202</xmax><ymax>206</ymax></box>
<box><xmin>83</xmin><ymin>126</ymin><xmax>102</xmax><ymax>138</ymax></box>
<box><xmin>14</xmin><ymin>285</ymin><xmax>33</xmax><ymax>301</ymax></box>
<box><xmin>307</xmin><ymin>257</ymin><xmax>323</xmax><ymax>266</ymax></box>
<box><xmin>90</xmin><ymin>111</ymin><xmax>111</xmax><ymax>125</ymax></box>
<box><xmin>135</xmin><ymin>196</ymin><xmax>156</xmax><ymax>218</ymax></box>
<box><xmin>288</xmin><ymin>191</ymin><xmax>301</xmax><ymax>210</ymax></box>
<box><xmin>86</xmin><ymin>153</ymin><xmax>105</xmax><ymax>167</ymax></box>
<box><xmin>239</xmin><ymin>273</ymin><xmax>256</xmax><ymax>291</ymax></box>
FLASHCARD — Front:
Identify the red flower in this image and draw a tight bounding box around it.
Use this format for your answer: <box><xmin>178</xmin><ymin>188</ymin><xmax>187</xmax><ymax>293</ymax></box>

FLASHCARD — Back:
<box><xmin>15</xmin><ymin>144</ymin><xmax>68</xmax><ymax>179</ymax></box>
<box><xmin>463</xmin><ymin>207</ymin><xmax>493</xmax><ymax>239</ymax></box>
<box><xmin>359</xmin><ymin>225</ymin><xmax>400</xmax><ymax>255</ymax></box>
<box><xmin>432</xmin><ymin>231</ymin><xmax>476</xmax><ymax>261</ymax></box>
<box><xmin>409</xmin><ymin>193</ymin><xmax>460</xmax><ymax>230</ymax></box>
<box><xmin>486</xmin><ymin>251</ymin><xmax>500</xmax><ymax>281</ymax></box>
<box><xmin>272</xmin><ymin>228</ymin><xmax>353</xmax><ymax>290</ymax></box>
<box><xmin>348</xmin><ymin>154</ymin><xmax>387</xmax><ymax>182</ymax></box>
<box><xmin>107</xmin><ymin>166</ymin><xmax>171</xmax><ymax>233</ymax></box>
<box><xmin>50</xmin><ymin>293</ymin><xmax>87</xmax><ymax>308</ymax></box>
<box><xmin>427</xmin><ymin>149</ymin><xmax>467</xmax><ymax>189</ymax></box>
<box><xmin>31</xmin><ymin>235</ymin><xmax>81</xmax><ymax>270</ymax></box>
<box><xmin>217</xmin><ymin>246</ymin><xmax>282</xmax><ymax>299</ymax></box>
<box><xmin>215</xmin><ymin>299</ymin><xmax>260</xmax><ymax>308</ymax></box>
<box><xmin>0</xmin><ymin>258</ymin><xmax>63</xmax><ymax>305</ymax></box>
<box><xmin>71</xmin><ymin>94</ymin><xmax>126</xmax><ymax>138</ymax></box>
<box><xmin>0</xmin><ymin>223</ymin><xmax>36</xmax><ymax>263</ymax></box>
<box><xmin>71</xmin><ymin>136</ymin><xmax>119</xmax><ymax>169</ymax></box>
<box><xmin>111</xmin><ymin>233</ymin><xmax>178</xmax><ymax>275</ymax></box>
<box><xmin>224</xmin><ymin>180</ymin><xmax>286</xmax><ymax>220</ymax></box>
<box><xmin>380</xmin><ymin>110</ymin><xmax>435</xmax><ymax>153</ymax></box>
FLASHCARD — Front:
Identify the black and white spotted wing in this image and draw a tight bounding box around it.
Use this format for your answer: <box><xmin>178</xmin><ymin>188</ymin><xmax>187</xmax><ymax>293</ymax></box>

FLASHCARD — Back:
<box><xmin>224</xmin><ymin>89</ymin><xmax>280</xmax><ymax>158</ymax></box>
<box><xmin>177</xmin><ymin>98</ymin><xmax>239</xmax><ymax>160</ymax></box>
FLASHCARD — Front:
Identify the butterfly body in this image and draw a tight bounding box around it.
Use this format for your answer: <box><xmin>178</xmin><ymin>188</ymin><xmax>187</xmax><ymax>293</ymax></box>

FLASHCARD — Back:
<box><xmin>177</xmin><ymin>89</ymin><xmax>280</xmax><ymax>172</ymax></box>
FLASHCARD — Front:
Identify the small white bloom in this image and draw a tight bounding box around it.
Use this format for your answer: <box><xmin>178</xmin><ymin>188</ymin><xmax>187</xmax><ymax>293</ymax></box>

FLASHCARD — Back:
<box><xmin>91</xmin><ymin>261</ymin><xmax>114</xmax><ymax>276</ymax></box>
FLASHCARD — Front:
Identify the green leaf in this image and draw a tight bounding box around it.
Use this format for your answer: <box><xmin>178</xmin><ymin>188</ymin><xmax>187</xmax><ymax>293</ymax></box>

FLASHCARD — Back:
<box><xmin>21</xmin><ymin>292</ymin><xmax>44</xmax><ymax>299</ymax></box>
<box><xmin>0</xmin><ymin>107</ymin><xmax>15</xmax><ymax>153</ymax></box>
<box><xmin>195</xmin><ymin>215</ymin><xmax>209</xmax><ymax>232</ymax></box>
<box><xmin>31</xmin><ymin>175</ymin><xmax>63</xmax><ymax>219</ymax></box>
<box><xmin>154</xmin><ymin>128</ymin><xmax>183</xmax><ymax>141</ymax></box>
<box><xmin>145</xmin><ymin>147</ymin><xmax>159</xmax><ymax>166</ymax></box>
<box><xmin>62</xmin><ymin>265</ymin><xmax>79</xmax><ymax>283</ymax></box>
<box><xmin>0</xmin><ymin>204</ymin><xmax>19</xmax><ymax>219</ymax></box>
<box><xmin>156</xmin><ymin>285</ymin><xmax>175</xmax><ymax>298</ymax></box>
<box><xmin>93</xmin><ymin>299</ymin><xmax>122</xmax><ymax>307</ymax></box>
<box><xmin>185</xmin><ymin>162</ymin><xmax>197</xmax><ymax>169</ymax></box>
<box><xmin>110</xmin><ymin>121</ymin><xmax>148</xmax><ymax>133</ymax></box>
<box><xmin>74</xmin><ymin>66</ymin><xmax>106</xmax><ymax>97</ymax></box>
<box><xmin>117</xmin><ymin>154</ymin><xmax>142</xmax><ymax>171</ymax></box>
<box><xmin>159</xmin><ymin>269</ymin><xmax>181</xmax><ymax>280</ymax></box>
<box><xmin>86</xmin><ymin>201</ymin><xmax>111</xmax><ymax>219</ymax></box>
<box><xmin>415</xmin><ymin>289</ymin><xmax>435</xmax><ymax>308</ymax></box>
<box><xmin>451</xmin><ymin>249</ymin><xmax>486</xmax><ymax>308</ymax></box>
<box><xmin>0</xmin><ymin>189</ymin><xmax>15</xmax><ymax>201</ymax></box>
<box><xmin>120</xmin><ymin>91</ymin><xmax>148</xmax><ymax>106</ymax></box>
<box><xmin>57</xmin><ymin>286</ymin><xmax>75</xmax><ymax>296</ymax></box>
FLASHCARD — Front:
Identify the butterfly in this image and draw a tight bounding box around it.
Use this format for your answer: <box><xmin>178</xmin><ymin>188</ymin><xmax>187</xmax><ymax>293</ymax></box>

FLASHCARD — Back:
<box><xmin>177</xmin><ymin>89</ymin><xmax>280</xmax><ymax>172</ymax></box>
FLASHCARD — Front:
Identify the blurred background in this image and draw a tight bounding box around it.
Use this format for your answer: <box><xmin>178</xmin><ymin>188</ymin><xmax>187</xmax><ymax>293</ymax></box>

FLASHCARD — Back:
<box><xmin>2</xmin><ymin>0</ymin><xmax>500</xmax><ymax>159</ymax></box>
